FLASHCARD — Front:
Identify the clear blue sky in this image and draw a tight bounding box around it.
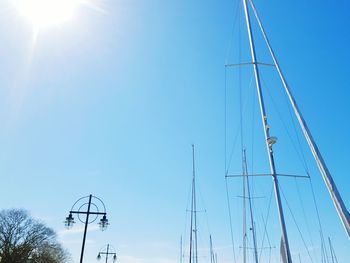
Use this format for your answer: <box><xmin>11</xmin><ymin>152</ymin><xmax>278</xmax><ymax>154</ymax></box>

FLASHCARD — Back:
<box><xmin>0</xmin><ymin>0</ymin><xmax>349</xmax><ymax>263</ymax></box>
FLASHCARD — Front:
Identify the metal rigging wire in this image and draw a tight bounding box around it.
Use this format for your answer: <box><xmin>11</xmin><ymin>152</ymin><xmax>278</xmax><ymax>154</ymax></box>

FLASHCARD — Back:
<box><xmin>279</xmin><ymin>183</ymin><xmax>315</xmax><ymax>263</ymax></box>
<box><xmin>225</xmin><ymin>177</ymin><xmax>237</xmax><ymax>263</ymax></box>
<box><xmin>225</xmin><ymin>0</ymin><xmax>243</xmax><ymax>65</ymax></box>
<box><xmin>258</xmin><ymin>186</ymin><xmax>273</xmax><ymax>263</ymax></box>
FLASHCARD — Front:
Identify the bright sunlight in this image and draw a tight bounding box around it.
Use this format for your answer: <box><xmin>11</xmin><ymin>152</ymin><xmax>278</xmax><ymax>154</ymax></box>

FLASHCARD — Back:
<box><xmin>13</xmin><ymin>0</ymin><xmax>80</xmax><ymax>29</ymax></box>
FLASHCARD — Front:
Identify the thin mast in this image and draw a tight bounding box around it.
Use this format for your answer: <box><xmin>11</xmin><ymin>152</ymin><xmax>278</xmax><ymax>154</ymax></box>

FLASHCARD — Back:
<box><xmin>189</xmin><ymin>145</ymin><xmax>199</xmax><ymax>263</ymax></box>
<box><xmin>243</xmin><ymin>150</ymin><xmax>259</xmax><ymax>263</ymax></box>
<box><xmin>242</xmin><ymin>150</ymin><xmax>247</xmax><ymax>263</ymax></box>
<box><xmin>328</xmin><ymin>237</ymin><xmax>335</xmax><ymax>263</ymax></box>
<box><xmin>210</xmin><ymin>235</ymin><xmax>215</xmax><ymax>263</ymax></box>
<box><xmin>193</xmin><ymin>145</ymin><xmax>198</xmax><ymax>263</ymax></box>
<box><xmin>189</xmin><ymin>160</ymin><xmax>194</xmax><ymax>263</ymax></box>
<box><xmin>180</xmin><ymin>236</ymin><xmax>183</xmax><ymax>263</ymax></box>
<box><xmin>241</xmin><ymin>0</ymin><xmax>293</xmax><ymax>262</ymax></box>
<box><xmin>248</xmin><ymin>0</ymin><xmax>350</xmax><ymax>238</ymax></box>
<box><xmin>328</xmin><ymin>237</ymin><xmax>338</xmax><ymax>263</ymax></box>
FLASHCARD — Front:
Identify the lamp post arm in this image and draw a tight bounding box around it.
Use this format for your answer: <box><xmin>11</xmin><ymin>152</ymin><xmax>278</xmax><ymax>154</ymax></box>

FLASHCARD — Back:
<box><xmin>70</xmin><ymin>211</ymin><xmax>107</xmax><ymax>216</ymax></box>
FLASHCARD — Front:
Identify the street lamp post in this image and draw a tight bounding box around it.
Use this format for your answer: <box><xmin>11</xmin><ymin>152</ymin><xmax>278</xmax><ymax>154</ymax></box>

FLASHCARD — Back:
<box><xmin>65</xmin><ymin>194</ymin><xmax>109</xmax><ymax>263</ymax></box>
<box><xmin>97</xmin><ymin>244</ymin><xmax>117</xmax><ymax>263</ymax></box>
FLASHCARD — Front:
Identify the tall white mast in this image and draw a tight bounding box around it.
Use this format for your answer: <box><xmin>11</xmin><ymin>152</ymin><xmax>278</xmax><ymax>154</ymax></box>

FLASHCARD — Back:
<box><xmin>189</xmin><ymin>145</ymin><xmax>199</xmax><ymax>263</ymax></box>
<box><xmin>248</xmin><ymin>0</ymin><xmax>350</xmax><ymax>238</ymax></box>
<box><xmin>241</xmin><ymin>0</ymin><xmax>293</xmax><ymax>262</ymax></box>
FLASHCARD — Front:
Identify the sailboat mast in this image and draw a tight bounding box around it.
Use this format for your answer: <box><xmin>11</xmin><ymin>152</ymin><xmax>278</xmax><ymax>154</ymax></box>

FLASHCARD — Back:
<box><xmin>189</xmin><ymin>144</ymin><xmax>199</xmax><ymax>263</ymax></box>
<box><xmin>242</xmin><ymin>150</ymin><xmax>247</xmax><ymax>263</ymax></box>
<box><xmin>241</xmin><ymin>0</ymin><xmax>293</xmax><ymax>262</ymax></box>
<box><xmin>328</xmin><ymin>237</ymin><xmax>335</xmax><ymax>263</ymax></box>
<box><xmin>180</xmin><ymin>236</ymin><xmax>183</xmax><ymax>263</ymax></box>
<box><xmin>247</xmin><ymin>0</ymin><xmax>350</xmax><ymax>239</ymax></box>
<box><xmin>189</xmin><ymin>161</ymin><xmax>194</xmax><ymax>263</ymax></box>
<box><xmin>243</xmin><ymin>150</ymin><xmax>259</xmax><ymax>263</ymax></box>
<box><xmin>210</xmin><ymin>235</ymin><xmax>215</xmax><ymax>263</ymax></box>
<box><xmin>328</xmin><ymin>237</ymin><xmax>338</xmax><ymax>263</ymax></box>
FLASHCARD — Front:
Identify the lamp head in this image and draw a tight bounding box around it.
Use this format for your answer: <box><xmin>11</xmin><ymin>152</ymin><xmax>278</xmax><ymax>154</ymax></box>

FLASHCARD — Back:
<box><xmin>64</xmin><ymin>213</ymin><xmax>75</xmax><ymax>229</ymax></box>
<box><xmin>97</xmin><ymin>253</ymin><xmax>101</xmax><ymax>260</ymax></box>
<box><xmin>99</xmin><ymin>214</ymin><xmax>109</xmax><ymax>230</ymax></box>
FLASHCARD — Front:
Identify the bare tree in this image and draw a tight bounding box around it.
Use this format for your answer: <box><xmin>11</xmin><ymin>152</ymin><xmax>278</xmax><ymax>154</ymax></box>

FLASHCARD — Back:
<box><xmin>0</xmin><ymin>209</ymin><xmax>70</xmax><ymax>263</ymax></box>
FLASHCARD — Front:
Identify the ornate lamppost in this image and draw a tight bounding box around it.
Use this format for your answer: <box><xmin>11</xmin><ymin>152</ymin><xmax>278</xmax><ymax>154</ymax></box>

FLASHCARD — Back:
<box><xmin>97</xmin><ymin>244</ymin><xmax>117</xmax><ymax>263</ymax></box>
<box><xmin>65</xmin><ymin>194</ymin><xmax>109</xmax><ymax>263</ymax></box>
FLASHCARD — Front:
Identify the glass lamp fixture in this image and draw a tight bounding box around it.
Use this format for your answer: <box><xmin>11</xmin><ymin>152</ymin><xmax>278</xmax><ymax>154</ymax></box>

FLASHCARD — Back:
<box><xmin>99</xmin><ymin>215</ymin><xmax>109</xmax><ymax>230</ymax></box>
<box><xmin>64</xmin><ymin>213</ymin><xmax>75</xmax><ymax>228</ymax></box>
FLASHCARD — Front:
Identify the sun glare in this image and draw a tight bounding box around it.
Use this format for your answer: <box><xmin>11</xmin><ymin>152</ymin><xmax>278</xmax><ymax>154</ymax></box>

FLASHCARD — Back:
<box><xmin>13</xmin><ymin>0</ymin><xmax>79</xmax><ymax>29</ymax></box>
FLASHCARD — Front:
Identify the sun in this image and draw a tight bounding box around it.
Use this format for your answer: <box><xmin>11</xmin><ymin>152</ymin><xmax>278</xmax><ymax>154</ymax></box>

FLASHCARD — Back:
<box><xmin>13</xmin><ymin>0</ymin><xmax>80</xmax><ymax>29</ymax></box>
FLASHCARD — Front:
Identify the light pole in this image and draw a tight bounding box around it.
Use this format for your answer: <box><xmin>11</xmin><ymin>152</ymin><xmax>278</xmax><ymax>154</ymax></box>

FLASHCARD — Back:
<box><xmin>65</xmin><ymin>194</ymin><xmax>109</xmax><ymax>263</ymax></box>
<box><xmin>97</xmin><ymin>244</ymin><xmax>117</xmax><ymax>263</ymax></box>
